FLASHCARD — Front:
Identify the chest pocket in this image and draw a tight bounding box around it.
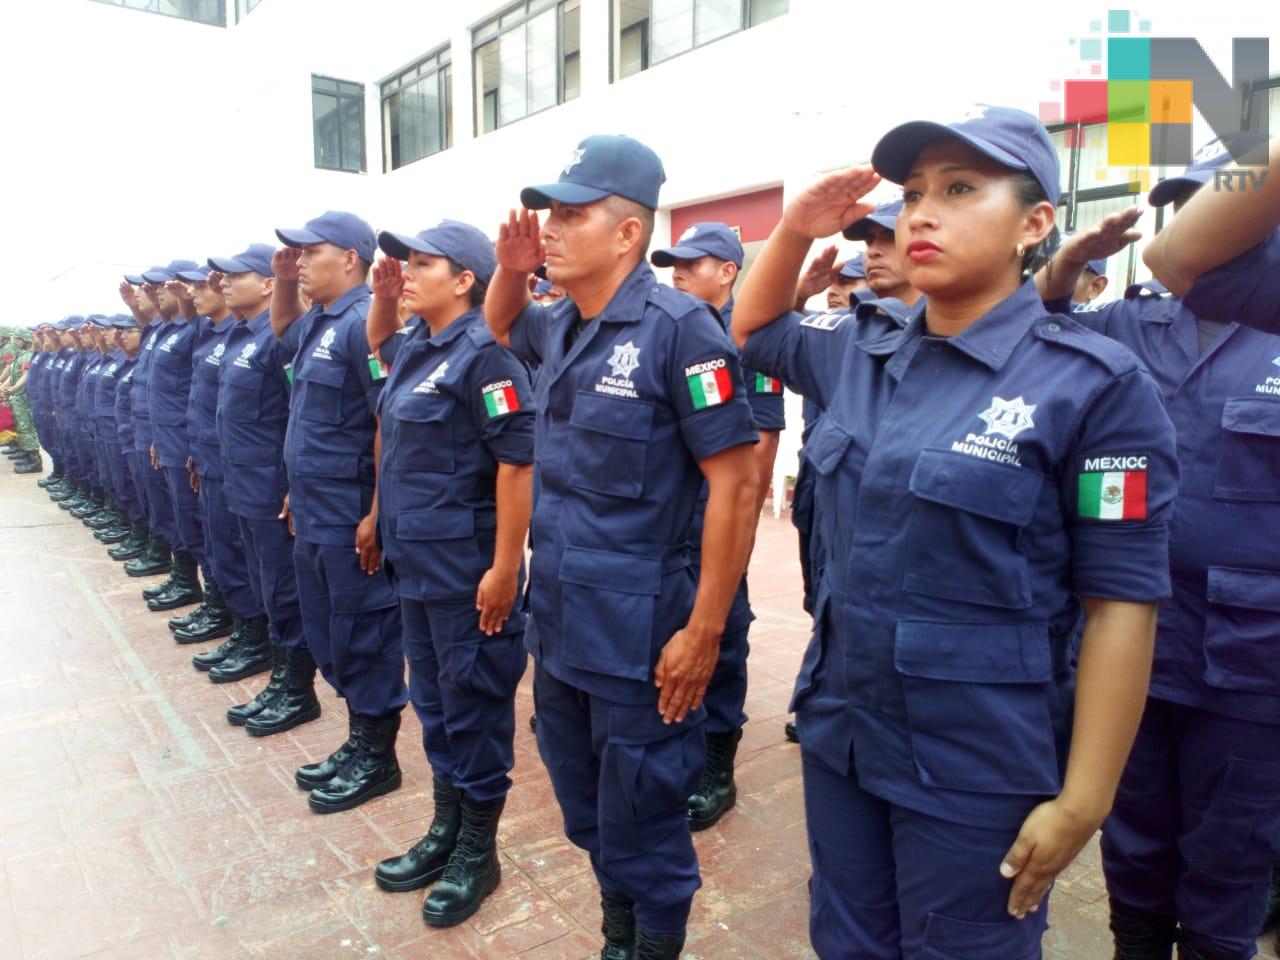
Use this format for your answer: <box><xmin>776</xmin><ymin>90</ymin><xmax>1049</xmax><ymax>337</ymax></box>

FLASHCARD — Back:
<box><xmin>296</xmin><ymin>360</ymin><xmax>347</xmax><ymax>424</ymax></box>
<box><xmin>1215</xmin><ymin>397</ymin><xmax>1280</xmax><ymax>503</ymax></box>
<box><xmin>569</xmin><ymin>391</ymin><xmax>654</xmax><ymax>500</ymax></box>
<box><xmin>905</xmin><ymin>449</ymin><xmax>1045</xmax><ymax>610</ymax></box>
<box><xmin>389</xmin><ymin>394</ymin><xmax>456</xmax><ymax>473</ymax></box>
<box><xmin>221</xmin><ymin>369</ymin><xmax>264</xmax><ymax>419</ymax></box>
<box><xmin>804</xmin><ymin>417</ymin><xmax>854</xmax><ymax>561</ymax></box>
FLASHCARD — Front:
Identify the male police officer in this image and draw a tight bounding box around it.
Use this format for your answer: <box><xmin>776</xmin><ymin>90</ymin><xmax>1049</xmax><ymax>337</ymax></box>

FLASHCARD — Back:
<box><xmin>485</xmin><ymin>135</ymin><xmax>759</xmax><ymax>959</ymax></box>
<box><xmin>270</xmin><ymin>212</ymin><xmax>407</xmax><ymax>812</ymax></box>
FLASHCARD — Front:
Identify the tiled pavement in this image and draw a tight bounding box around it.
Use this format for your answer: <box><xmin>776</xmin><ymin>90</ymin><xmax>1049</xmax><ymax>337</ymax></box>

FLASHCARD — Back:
<box><xmin>2</xmin><ymin>464</ymin><xmax>1277</xmax><ymax>960</ymax></box>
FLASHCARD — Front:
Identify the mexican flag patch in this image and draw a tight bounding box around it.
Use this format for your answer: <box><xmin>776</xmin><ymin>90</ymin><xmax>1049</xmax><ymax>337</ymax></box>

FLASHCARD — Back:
<box><xmin>482</xmin><ymin>379</ymin><xmax>520</xmax><ymax>417</ymax></box>
<box><xmin>754</xmin><ymin>372</ymin><xmax>782</xmax><ymax>394</ymax></box>
<box><xmin>685</xmin><ymin>358</ymin><xmax>733</xmax><ymax>410</ymax></box>
<box><xmin>367</xmin><ymin>353</ymin><xmax>388</xmax><ymax>382</ymax></box>
<box><xmin>1078</xmin><ymin>455</ymin><xmax>1148</xmax><ymax>520</ymax></box>
<box><xmin>283</xmin><ymin>363</ymin><xmax>294</xmax><ymax>385</ymax></box>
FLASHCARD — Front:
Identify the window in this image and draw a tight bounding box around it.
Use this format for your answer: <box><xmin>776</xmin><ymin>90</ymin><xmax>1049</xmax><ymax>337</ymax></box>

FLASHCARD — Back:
<box><xmin>612</xmin><ymin>0</ymin><xmax>787</xmax><ymax>80</ymax></box>
<box><xmin>382</xmin><ymin>47</ymin><xmax>453</xmax><ymax>171</ymax></box>
<box><xmin>473</xmin><ymin>0</ymin><xmax>580</xmax><ymax>134</ymax></box>
<box><xmin>92</xmin><ymin>0</ymin><xmax>225</xmax><ymax>27</ymax></box>
<box><xmin>234</xmin><ymin>0</ymin><xmax>263</xmax><ymax>21</ymax></box>
<box><xmin>312</xmin><ymin>76</ymin><xmax>365</xmax><ymax>174</ymax></box>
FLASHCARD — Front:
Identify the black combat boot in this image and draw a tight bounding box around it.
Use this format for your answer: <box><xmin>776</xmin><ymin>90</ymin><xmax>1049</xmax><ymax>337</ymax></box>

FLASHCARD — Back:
<box><xmin>687</xmin><ymin>727</ymin><xmax>742</xmax><ymax>832</ymax></box>
<box><xmin>58</xmin><ymin>481</ymin><xmax>91</xmax><ymax>510</ymax></box>
<box><xmin>633</xmin><ymin>930</ymin><xmax>684</xmax><ymax>960</ymax></box>
<box><xmin>124</xmin><ymin>536</ymin><xmax>171</xmax><ymax>577</ymax></box>
<box><xmin>173</xmin><ymin>584</ymin><xmax>233</xmax><ymax>643</ymax></box>
<box><xmin>243</xmin><ymin>646</ymin><xmax>321</xmax><ymax>736</ymax></box>
<box><xmin>295</xmin><ymin>716</ymin><xmax>359</xmax><ymax>790</ymax></box>
<box><xmin>600</xmin><ymin>892</ymin><xmax>636</xmax><ymax>960</ymax></box>
<box><xmin>308</xmin><ymin>713</ymin><xmax>402</xmax><ymax>814</ymax></box>
<box><xmin>94</xmin><ymin>511</ymin><xmax>131</xmax><ymax>543</ymax></box>
<box><xmin>108</xmin><ymin>522</ymin><xmax>149</xmax><ymax>560</ymax></box>
<box><xmin>1110</xmin><ymin>900</ymin><xmax>1177</xmax><ymax>959</ymax></box>
<box><xmin>374</xmin><ymin>776</ymin><xmax>462</xmax><ymax>892</ymax></box>
<box><xmin>84</xmin><ymin>499</ymin><xmax>120</xmax><ymax>528</ymax></box>
<box><xmin>147</xmin><ymin>552</ymin><xmax>202</xmax><ymax>612</ymax></box>
<box><xmin>228</xmin><ymin>645</ymin><xmax>286</xmax><ymax>727</ymax></box>
<box><xmin>1263</xmin><ymin>866</ymin><xmax>1280</xmax><ymax>933</ymax></box>
<box><xmin>421</xmin><ymin>794</ymin><xmax>505</xmax><ymax>927</ymax></box>
<box><xmin>207</xmin><ymin>616</ymin><xmax>271</xmax><ymax>682</ymax></box>
<box><xmin>70</xmin><ymin>486</ymin><xmax>105</xmax><ymax>519</ymax></box>
<box><xmin>37</xmin><ymin>462</ymin><xmax>62</xmax><ymax>487</ymax></box>
<box><xmin>49</xmin><ymin>477</ymin><xmax>79</xmax><ymax>501</ymax></box>
<box><xmin>192</xmin><ymin>618</ymin><xmax>242</xmax><ymax>672</ymax></box>
<box><xmin>14</xmin><ymin>452</ymin><xmax>42</xmax><ymax>474</ymax></box>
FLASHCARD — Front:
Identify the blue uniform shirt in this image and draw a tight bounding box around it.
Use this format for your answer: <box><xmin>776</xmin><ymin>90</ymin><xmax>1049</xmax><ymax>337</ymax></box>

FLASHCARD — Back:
<box><xmin>1052</xmin><ymin>241</ymin><xmax>1280</xmax><ymax>724</ymax></box>
<box><xmin>218</xmin><ymin>310</ymin><xmax>292</xmax><ymax>521</ymax></box>
<box><xmin>280</xmin><ymin>284</ymin><xmax>383</xmax><ymax>545</ymax></box>
<box><xmin>1183</xmin><ymin>229</ymin><xmax>1280</xmax><ymax>336</ymax></box>
<box><xmin>93</xmin><ymin>349</ymin><xmax>125</xmax><ymax>423</ymax></box>
<box><xmin>187</xmin><ymin>316</ymin><xmax>235</xmax><ymax>480</ymax></box>
<box><xmin>114</xmin><ymin>354</ymin><xmax>140</xmax><ymax>452</ymax></box>
<box><xmin>130</xmin><ymin>318</ymin><xmax>165</xmax><ymax>454</ymax></box>
<box><xmin>376</xmin><ymin>308</ymin><xmax>535</xmax><ymax>602</ymax></box>
<box><xmin>149</xmin><ymin>317</ymin><xmax>200</xmax><ymax>468</ymax></box>
<box><xmin>744</xmin><ymin>280</ymin><xmax>1178</xmax><ymax>826</ymax></box>
<box><xmin>507</xmin><ymin>261</ymin><xmax>758</xmax><ymax>703</ymax></box>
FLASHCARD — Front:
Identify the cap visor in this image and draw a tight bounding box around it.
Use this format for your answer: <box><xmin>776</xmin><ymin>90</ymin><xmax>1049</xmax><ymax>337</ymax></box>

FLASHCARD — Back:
<box><xmin>208</xmin><ymin>256</ymin><xmax>250</xmax><ymax>273</ymax></box>
<box><xmin>377</xmin><ymin>231</ymin><xmax>450</xmax><ymax>262</ymax></box>
<box><xmin>275</xmin><ymin>226</ymin><xmax>326</xmax><ymax>248</ymax></box>
<box><xmin>842</xmin><ymin>213</ymin><xmax>897</xmax><ymax>242</ymax></box>
<box><xmin>872</xmin><ymin>120</ymin><xmax>1026</xmax><ymax>185</ymax></box>
<box><xmin>1148</xmin><ymin>171</ymin><xmax>1211</xmax><ymax>207</ymax></box>
<box><xmin>141</xmin><ymin>272</ymin><xmax>172</xmax><ymax>283</ymax></box>
<box><xmin>520</xmin><ymin>182</ymin><xmax>612</xmax><ymax>210</ymax></box>
<box><xmin>176</xmin><ymin>270</ymin><xmax>207</xmax><ymax>282</ymax></box>
<box><xmin>650</xmin><ymin>244</ymin><xmax>710</xmax><ymax>267</ymax></box>
<box><xmin>123</xmin><ymin>274</ymin><xmax>145</xmax><ymax>285</ymax></box>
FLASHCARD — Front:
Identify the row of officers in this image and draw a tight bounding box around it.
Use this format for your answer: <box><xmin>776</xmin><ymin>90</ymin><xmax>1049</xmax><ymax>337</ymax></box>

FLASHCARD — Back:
<box><xmin>11</xmin><ymin>110</ymin><xmax>1280</xmax><ymax>960</ymax></box>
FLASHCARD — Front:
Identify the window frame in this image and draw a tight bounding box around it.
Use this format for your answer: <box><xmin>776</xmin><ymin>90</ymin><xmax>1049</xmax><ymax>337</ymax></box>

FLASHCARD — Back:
<box><xmin>379</xmin><ymin>45</ymin><xmax>454</xmax><ymax>173</ymax></box>
<box><xmin>610</xmin><ymin>0</ymin><xmax>788</xmax><ymax>82</ymax></box>
<box><xmin>234</xmin><ymin>0</ymin><xmax>263</xmax><ymax>23</ymax></box>
<box><xmin>471</xmin><ymin>0</ymin><xmax>581</xmax><ymax>135</ymax></box>
<box><xmin>311</xmin><ymin>74</ymin><xmax>367</xmax><ymax>175</ymax></box>
<box><xmin>91</xmin><ymin>0</ymin><xmax>225</xmax><ymax>27</ymax></box>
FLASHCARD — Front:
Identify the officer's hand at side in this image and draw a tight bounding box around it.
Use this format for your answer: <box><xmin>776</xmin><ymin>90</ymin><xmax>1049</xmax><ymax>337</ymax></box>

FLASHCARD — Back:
<box><xmin>273</xmin><ymin>247</ymin><xmax>302</xmax><ymax>283</ymax></box>
<box><xmin>654</xmin><ymin>625</ymin><xmax>721</xmax><ymax>725</ymax></box>
<box><xmin>371</xmin><ymin>257</ymin><xmax>405</xmax><ymax>301</ymax></box>
<box><xmin>1058</xmin><ymin>206</ymin><xmax>1144</xmax><ymax>265</ymax></box>
<box><xmin>1000</xmin><ymin>797</ymin><xmax>1102</xmax><ymax>920</ymax></box>
<box><xmin>476</xmin><ymin>565</ymin><xmax>517</xmax><ymax>636</ymax></box>
<box><xmin>278</xmin><ymin>493</ymin><xmax>294</xmax><ymax>537</ymax></box>
<box><xmin>496</xmin><ymin>209</ymin><xmax>545</xmax><ymax>274</ymax></box>
<box><xmin>795</xmin><ymin>245</ymin><xmax>841</xmax><ymax>303</ymax></box>
<box><xmin>780</xmin><ymin>167</ymin><xmax>881</xmax><ymax>240</ymax></box>
<box><xmin>149</xmin><ymin>444</ymin><xmax>159</xmax><ymax>470</ymax></box>
<box><xmin>355</xmin><ymin>513</ymin><xmax>381</xmax><ymax>574</ymax></box>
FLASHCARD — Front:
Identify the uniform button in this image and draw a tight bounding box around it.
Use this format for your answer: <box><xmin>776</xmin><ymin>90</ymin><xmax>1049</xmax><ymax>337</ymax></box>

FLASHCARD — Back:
<box><xmin>652</xmin><ymin>285</ymin><xmax>661</xmax><ymax>294</ymax></box>
<box><xmin>1046</xmin><ymin>322</ymin><xmax>1061</xmax><ymax>333</ymax></box>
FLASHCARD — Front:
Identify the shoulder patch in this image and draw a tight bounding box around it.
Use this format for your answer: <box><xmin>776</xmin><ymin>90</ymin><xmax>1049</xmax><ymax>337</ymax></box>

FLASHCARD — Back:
<box><xmin>800</xmin><ymin>310</ymin><xmax>849</xmax><ymax>332</ymax></box>
<box><xmin>1035</xmin><ymin>315</ymin><xmax>1138</xmax><ymax>377</ymax></box>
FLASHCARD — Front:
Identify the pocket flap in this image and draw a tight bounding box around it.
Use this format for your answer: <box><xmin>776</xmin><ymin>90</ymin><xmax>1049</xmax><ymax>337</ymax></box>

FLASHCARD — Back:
<box><xmin>606</xmin><ymin>703</ymin><xmax>703</xmax><ymax>745</ymax></box>
<box><xmin>894</xmin><ymin>621</ymin><xmax>1052</xmax><ymax>683</ymax></box>
<box><xmin>227</xmin><ymin>444</ymin><xmax>281</xmax><ymax>466</ymax></box>
<box><xmin>396</xmin><ymin>507</ymin><xmax>474</xmax><ymax>541</ymax></box>
<box><xmin>1221</xmin><ymin>397</ymin><xmax>1280</xmax><ymax>438</ymax></box>
<box><xmin>292</xmin><ymin>452</ymin><xmax>358</xmax><ymax>478</ymax></box>
<box><xmin>805</xmin><ymin>418</ymin><xmax>854</xmax><ymax>476</ymax></box>
<box><xmin>570</xmin><ymin>391</ymin><xmax>654</xmax><ymax>440</ymax></box>
<box><xmin>558</xmin><ymin>545</ymin><xmax>662</xmax><ymax>596</ymax></box>
<box><xmin>1207</xmin><ymin>566</ymin><xmax>1280</xmax><ymax>614</ymax></box>
<box><xmin>297</xmin><ymin>361</ymin><xmax>347</xmax><ymax>388</ymax></box>
<box><xmin>910</xmin><ymin>449</ymin><xmax>1044</xmax><ymax>525</ymax></box>
<box><xmin>394</xmin><ymin>396</ymin><xmax>454</xmax><ymax>424</ymax></box>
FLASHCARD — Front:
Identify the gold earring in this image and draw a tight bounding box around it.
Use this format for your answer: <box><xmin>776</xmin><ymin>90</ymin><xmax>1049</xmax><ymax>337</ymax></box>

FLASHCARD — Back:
<box><xmin>1015</xmin><ymin>242</ymin><xmax>1026</xmax><ymax>257</ymax></box>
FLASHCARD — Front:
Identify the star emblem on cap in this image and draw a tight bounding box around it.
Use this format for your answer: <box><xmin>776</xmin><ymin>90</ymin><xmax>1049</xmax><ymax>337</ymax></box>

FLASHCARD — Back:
<box><xmin>608</xmin><ymin>341</ymin><xmax>641</xmax><ymax>379</ymax></box>
<box><xmin>978</xmin><ymin>396</ymin><xmax>1037</xmax><ymax>440</ymax></box>
<box><xmin>563</xmin><ymin>148</ymin><xmax>586</xmax><ymax>176</ymax></box>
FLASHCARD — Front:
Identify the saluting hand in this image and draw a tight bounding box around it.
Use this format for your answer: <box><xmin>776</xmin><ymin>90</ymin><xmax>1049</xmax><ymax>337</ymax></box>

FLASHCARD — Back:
<box><xmin>1058</xmin><ymin>205</ymin><xmax>1144</xmax><ymax>265</ymax></box>
<box><xmin>371</xmin><ymin>257</ymin><xmax>405</xmax><ymax>302</ymax></box>
<box><xmin>118</xmin><ymin>282</ymin><xmax>138</xmax><ymax>310</ymax></box>
<box><xmin>496</xmin><ymin>209</ymin><xmax>546</xmax><ymax>274</ymax></box>
<box><xmin>1000</xmin><ymin>797</ymin><xmax>1103</xmax><ymax>920</ymax></box>
<box><xmin>654</xmin><ymin>624</ymin><xmax>721</xmax><ymax>725</ymax></box>
<box><xmin>355</xmin><ymin>512</ymin><xmax>381</xmax><ymax>574</ymax></box>
<box><xmin>795</xmin><ymin>244</ymin><xmax>842</xmax><ymax>304</ymax></box>
<box><xmin>476</xmin><ymin>565</ymin><xmax>517</xmax><ymax>636</ymax></box>
<box><xmin>273</xmin><ymin>247</ymin><xmax>302</xmax><ymax>284</ymax></box>
<box><xmin>780</xmin><ymin>166</ymin><xmax>882</xmax><ymax>240</ymax></box>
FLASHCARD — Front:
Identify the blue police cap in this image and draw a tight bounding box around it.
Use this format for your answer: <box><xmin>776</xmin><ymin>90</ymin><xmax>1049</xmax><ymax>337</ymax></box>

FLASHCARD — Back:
<box><xmin>1124</xmin><ymin>278</ymin><xmax>1170</xmax><ymax>299</ymax></box>
<box><xmin>83</xmin><ymin>314</ymin><xmax>111</xmax><ymax>328</ymax></box>
<box><xmin>843</xmin><ymin>199</ymin><xmax>904</xmax><ymax>241</ymax></box>
<box><xmin>176</xmin><ymin>265</ymin><xmax>211</xmax><ymax>283</ymax></box>
<box><xmin>142</xmin><ymin>259</ymin><xmax>200</xmax><ymax>284</ymax></box>
<box><xmin>839</xmin><ymin>253</ymin><xmax>866</xmax><ymax>280</ymax></box>
<box><xmin>111</xmin><ymin>313</ymin><xmax>140</xmax><ymax>329</ymax></box>
<box><xmin>650</xmin><ymin>221</ymin><xmax>744</xmax><ymax>268</ymax></box>
<box><xmin>1148</xmin><ymin>133</ymin><xmax>1271</xmax><ymax>208</ymax></box>
<box><xmin>276</xmin><ymin>211</ymin><xmax>377</xmax><ymax>263</ymax></box>
<box><xmin>123</xmin><ymin>272</ymin><xmax>147</xmax><ymax>285</ymax></box>
<box><xmin>872</xmin><ymin>105</ymin><xmax>1062</xmax><ymax>207</ymax></box>
<box><xmin>208</xmin><ymin>244</ymin><xmax>276</xmax><ymax>277</ymax></box>
<box><xmin>378</xmin><ymin>220</ymin><xmax>497</xmax><ymax>286</ymax></box>
<box><xmin>521</xmin><ymin>135</ymin><xmax>667</xmax><ymax>212</ymax></box>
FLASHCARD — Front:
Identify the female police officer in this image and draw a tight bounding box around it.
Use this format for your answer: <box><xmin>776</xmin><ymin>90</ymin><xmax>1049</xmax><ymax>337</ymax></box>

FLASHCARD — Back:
<box><xmin>362</xmin><ymin>220</ymin><xmax>534</xmax><ymax>929</ymax></box>
<box><xmin>732</xmin><ymin>106</ymin><xmax>1179</xmax><ymax>959</ymax></box>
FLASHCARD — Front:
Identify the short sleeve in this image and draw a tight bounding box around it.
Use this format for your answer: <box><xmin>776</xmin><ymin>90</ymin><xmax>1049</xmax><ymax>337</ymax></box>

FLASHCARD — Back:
<box><xmin>278</xmin><ymin>309</ymin><xmax>310</xmax><ymax>357</ymax></box>
<box><xmin>743</xmin><ymin>362</ymin><xmax>787</xmax><ymax>431</ymax></box>
<box><xmin>465</xmin><ymin>345</ymin><xmax>536</xmax><ymax>466</ymax></box>
<box><xmin>668</xmin><ymin>305</ymin><xmax>758</xmax><ymax>462</ymax></box>
<box><xmin>1066</xmin><ymin>368</ymin><xmax>1178</xmax><ymax>602</ymax></box>
<box><xmin>507</xmin><ymin>301</ymin><xmax>557</xmax><ymax>367</ymax></box>
<box><xmin>741</xmin><ymin>309</ymin><xmax>852</xmax><ymax>409</ymax></box>
<box><xmin>343</xmin><ymin>312</ymin><xmax>386</xmax><ymax>417</ymax></box>
<box><xmin>1183</xmin><ymin>231</ymin><xmax>1280</xmax><ymax>335</ymax></box>
<box><xmin>378</xmin><ymin>326</ymin><xmax>413</xmax><ymax>369</ymax></box>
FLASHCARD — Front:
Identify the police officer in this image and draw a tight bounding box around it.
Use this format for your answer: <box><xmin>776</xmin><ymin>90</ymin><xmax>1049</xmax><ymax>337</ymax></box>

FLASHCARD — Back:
<box><xmin>83</xmin><ymin>317</ymin><xmax>128</xmax><ymax>537</ymax></box>
<box><xmin>46</xmin><ymin>318</ymin><xmax>85</xmax><ymax>505</ymax></box>
<box><xmin>67</xmin><ymin>316</ymin><xmax>108</xmax><ymax>521</ymax></box>
<box><xmin>1073</xmin><ymin>253</ymin><xmax>1109</xmax><ymax>306</ymax></box>
<box><xmin>828</xmin><ymin>254</ymin><xmax>870</xmax><ymax>311</ymax></box>
<box><xmin>270</xmin><ymin>212</ymin><xmax>408</xmax><ymax>812</ymax></box>
<box><xmin>364</xmin><ymin>220</ymin><xmax>534</xmax><ymax>926</ymax></box>
<box><xmin>209</xmin><ymin>244</ymin><xmax>315</xmax><ymax>726</ymax></box>
<box><xmin>54</xmin><ymin>318</ymin><xmax>94</xmax><ymax>513</ymax></box>
<box><xmin>647</xmin><ymin>221</ymin><xmax>784</xmax><ymax>831</ymax></box>
<box><xmin>1033</xmin><ymin>134</ymin><xmax>1280</xmax><ymax>960</ymax></box>
<box><xmin>732</xmin><ymin>106</ymin><xmax>1179</xmax><ymax>959</ymax></box>
<box><xmin>97</xmin><ymin>316</ymin><xmax>146</xmax><ymax>550</ymax></box>
<box><xmin>486</xmin><ymin>135</ymin><xmax>760</xmax><ymax>959</ymax></box>
<box><xmin>110</xmin><ymin>293</ymin><xmax>159</xmax><ymax>563</ymax></box>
